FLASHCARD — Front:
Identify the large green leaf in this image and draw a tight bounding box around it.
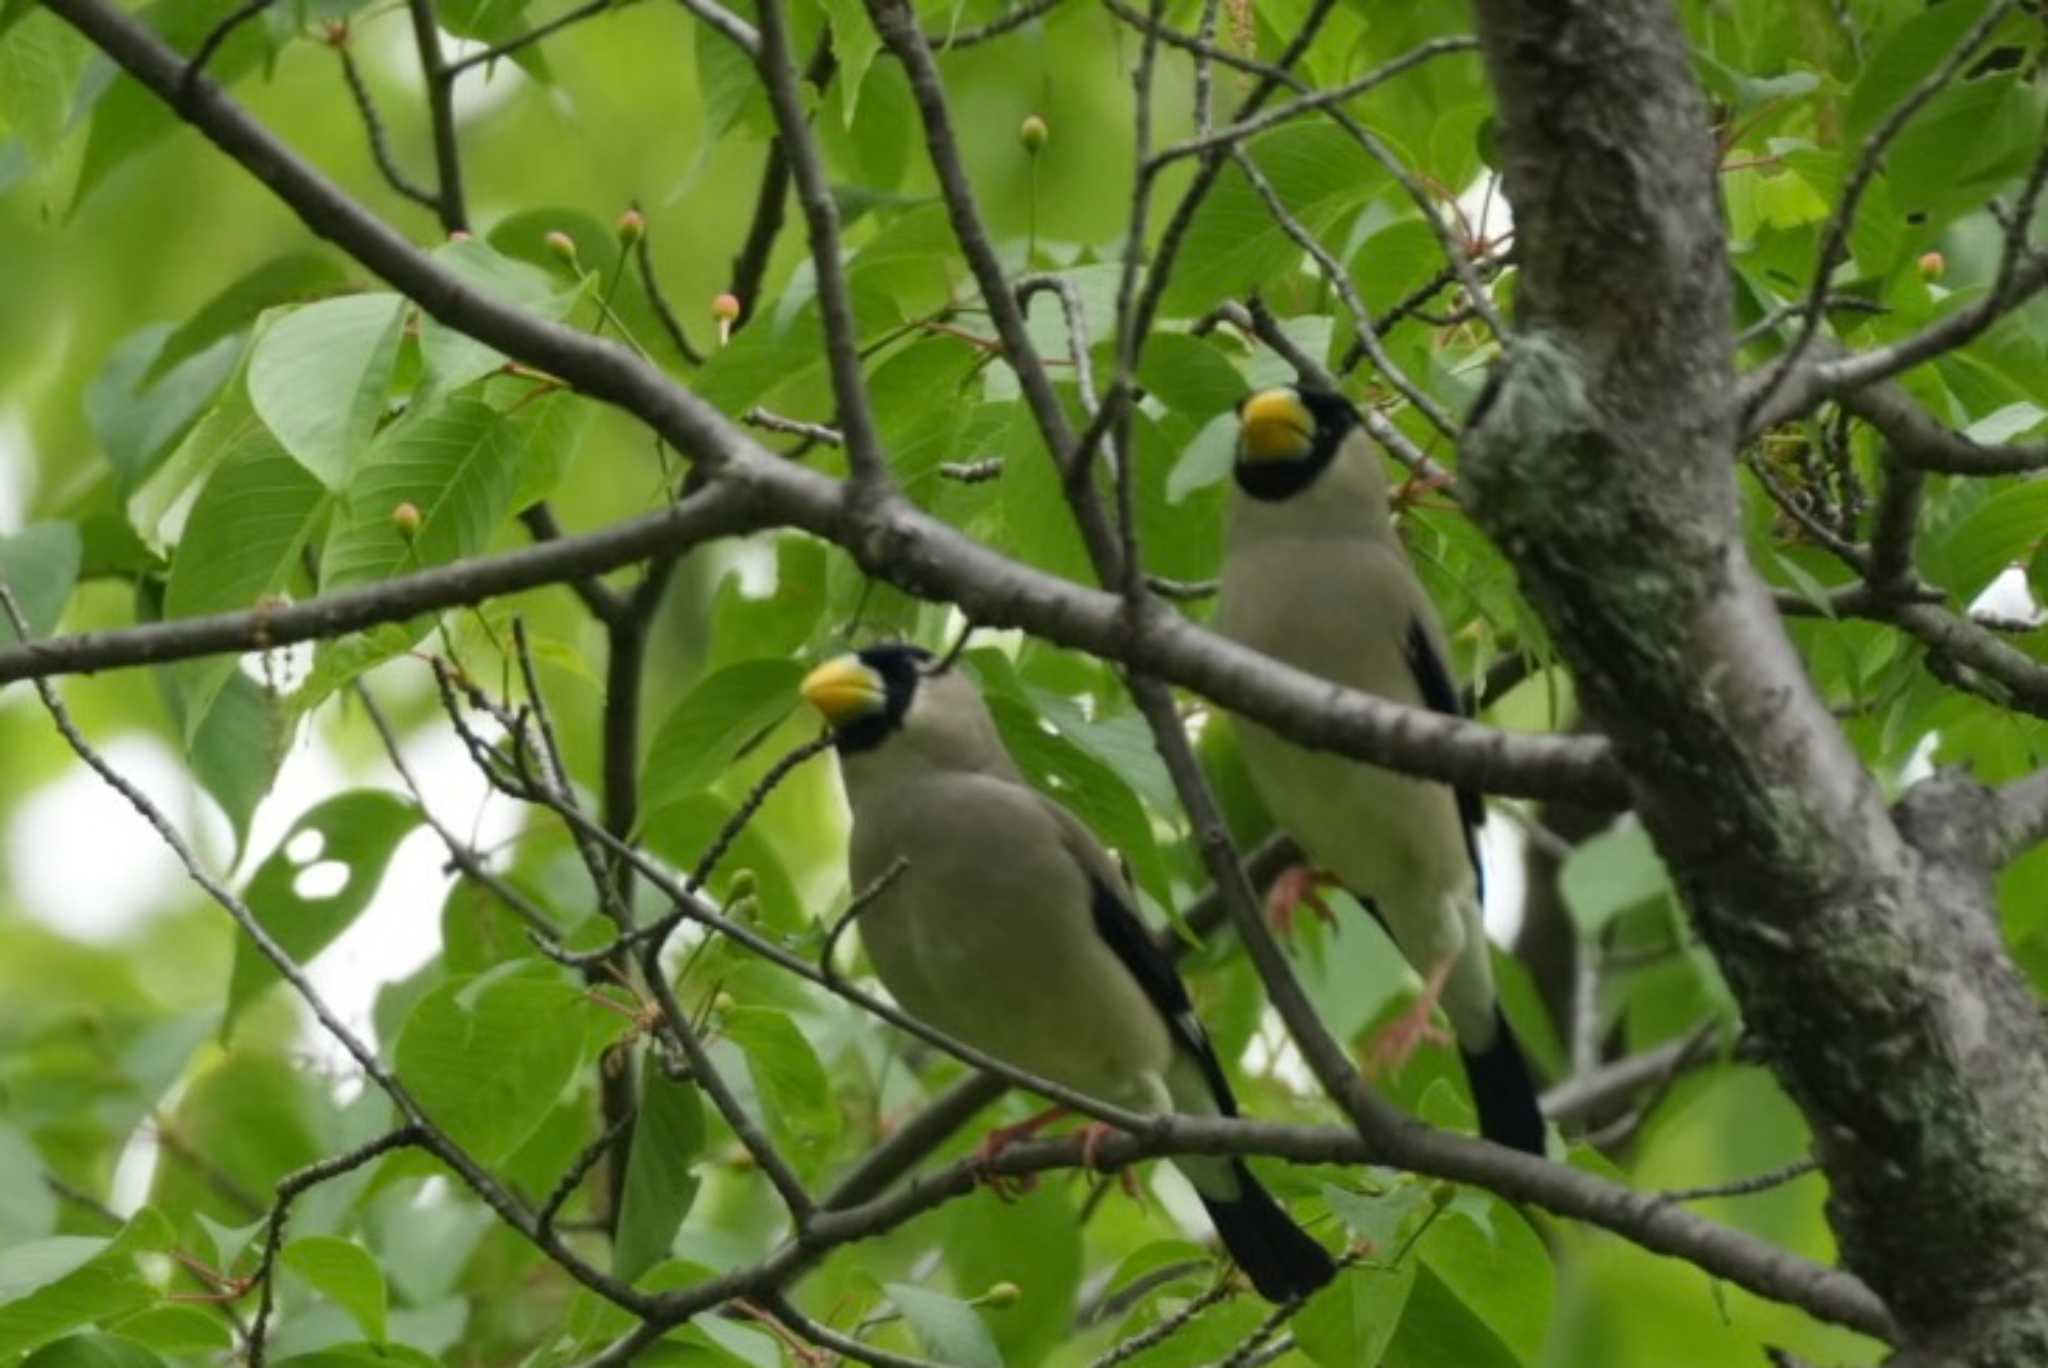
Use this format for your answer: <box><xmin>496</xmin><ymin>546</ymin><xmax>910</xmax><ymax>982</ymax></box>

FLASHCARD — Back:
<box><xmin>639</xmin><ymin>659</ymin><xmax>805</xmax><ymax>816</ymax></box>
<box><xmin>247</xmin><ymin>293</ymin><xmax>408</xmax><ymax>488</ymax></box>
<box><xmin>85</xmin><ymin>324</ymin><xmax>242</xmax><ymax>492</ymax></box>
<box><xmin>394</xmin><ymin>962</ymin><xmax>592</xmax><ymax>1162</ymax></box>
<box><xmin>944</xmin><ymin>1185</ymin><xmax>1082</xmax><ymax>1366</ymax></box>
<box><xmin>1559</xmin><ymin>820</ymin><xmax>1671</xmax><ymax>937</ymax></box>
<box><xmin>0</xmin><ymin>1212</ymin><xmax>170</xmax><ymax>1358</ymax></box>
<box><xmin>161</xmin><ymin>440</ymin><xmax>330</xmax><ymax>742</ymax></box>
<box><xmin>1295</xmin><ymin>1262</ymin><xmax>1416</xmax><ymax>1368</ymax></box>
<box><xmin>613</xmin><ymin>1056</ymin><xmax>706</xmax><ymax>1284</ymax></box>
<box><xmin>225</xmin><ymin>791</ymin><xmax>421</xmax><ymax>1035</ymax></box>
<box><xmin>0</xmin><ymin>10</ymin><xmax>86</xmax><ymax>163</ymax></box>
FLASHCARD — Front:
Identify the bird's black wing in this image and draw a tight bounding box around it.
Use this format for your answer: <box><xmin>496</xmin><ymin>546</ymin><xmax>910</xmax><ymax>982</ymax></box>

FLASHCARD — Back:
<box><xmin>1087</xmin><ymin>877</ymin><xmax>1240</xmax><ymax>1117</ymax></box>
<box><xmin>1403</xmin><ymin>618</ymin><xmax>1485</xmax><ymax>899</ymax></box>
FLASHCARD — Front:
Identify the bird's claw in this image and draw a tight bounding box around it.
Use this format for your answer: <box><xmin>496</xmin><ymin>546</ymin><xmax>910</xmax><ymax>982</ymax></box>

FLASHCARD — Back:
<box><xmin>1361</xmin><ymin>956</ymin><xmax>1458</xmax><ymax>1078</ymax></box>
<box><xmin>1076</xmin><ymin>1122</ymin><xmax>1142</xmax><ymax>1201</ymax></box>
<box><xmin>1266</xmin><ymin>865</ymin><xmax>1342</xmax><ymax>937</ymax></box>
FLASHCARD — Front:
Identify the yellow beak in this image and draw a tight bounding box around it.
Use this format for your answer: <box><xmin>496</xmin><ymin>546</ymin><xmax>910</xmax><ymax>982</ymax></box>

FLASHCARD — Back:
<box><xmin>1238</xmin><ymin>388</ymin><xmax>1315</xmax><ymax>463</ymax></box>
<box><xmin>800</xmin><ymin>655</ymin><xmax>886</xmax><ymax>726</ymax></box>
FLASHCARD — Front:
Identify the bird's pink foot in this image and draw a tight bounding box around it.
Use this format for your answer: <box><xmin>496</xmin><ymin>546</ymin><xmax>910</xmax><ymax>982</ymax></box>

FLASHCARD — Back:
<box><xmin>1266</xmin><ymin>864</ymin><xmax>1343</xmax><ymax>937</ymax></box>
<box><xmin>1076</xmin><ymin>1122</ymin><xmax>1142</xmax><ymax>1199</ymax></box>
<box><xmin>974</xmin><ymin>1105</ymin><xmax>1067</xmax><ymax>1199</ymax></box>
<box><xmin>1363</xmin><ymin>956</ymin><xmax>1457</xmax><ymax>1078</ymax></box>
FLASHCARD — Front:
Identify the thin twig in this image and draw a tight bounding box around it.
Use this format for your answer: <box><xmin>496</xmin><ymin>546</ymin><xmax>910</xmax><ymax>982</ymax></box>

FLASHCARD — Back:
<box><xmin>249</xmin><ymin>1128</ymin><xmax>424</xmax><ymax>1366</ymax></box>
<box><xmin>405</xmin><ymin>0</ymin><xmax>469</xmax><ymax>232</ymax></box>
<box><xmin>820</xmin><ymin>857</ymin><xmax>910</xmax><ymax>984</ymax></box>
<box><xmin>335</xmin><ymin>46</ymin><xmax>439</xmax><ymax>212</ymax></box>
<box><xmin>634</xmin><ymin>210</ymin><xmax>710</xmax><ymax>365</ymax></box>
<box><xmin>1087</xmin><ymin>1277</ymin><xmax>1238</xmax><ymax>1367</ymax></box>
<box><xmin>178</xmin><ymin>0</ymin><xmax>273</xmax><ymax>100</ymax></box>
<box><xmin>444</xmin><ymin>0</ymin><xmax>614</xmax><ymax>77</ymax></box>
<box><xmin>745</xmin><ymin>407</ymin><xmax>844</xmax><ymax>445</ymax></box>
<box><xmin>1657</xmin><ymin>1158</ymin><xmax>1821</xmax><ymax>1205</ymax></box>
<box><xmin>538</xmin><ymin>1109</ymin><xmax>639</xmax><ymax>1238</ymax></box>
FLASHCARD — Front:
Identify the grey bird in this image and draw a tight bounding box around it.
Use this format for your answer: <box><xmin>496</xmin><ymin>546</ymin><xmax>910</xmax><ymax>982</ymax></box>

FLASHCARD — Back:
<box><xmin>801</xmin><ymin>645</ymin><xmax>1336</xmax><ymax>1301</ymax></box>
<box><xmin>1215</xmin><ymin>385</ymin><xmax>1545</xmax><ymax>1156</ymax></box>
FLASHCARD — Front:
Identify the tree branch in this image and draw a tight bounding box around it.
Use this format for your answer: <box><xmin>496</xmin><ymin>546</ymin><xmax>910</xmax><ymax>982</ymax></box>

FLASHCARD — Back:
<box><xmin>404</xmin><ymin>0</ymin><xmax>468</xmax><ymax>232</ymax></box>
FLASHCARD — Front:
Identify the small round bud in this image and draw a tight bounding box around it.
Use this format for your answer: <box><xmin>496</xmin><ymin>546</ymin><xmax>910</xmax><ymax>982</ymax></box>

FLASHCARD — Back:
<box><xmin>616</xmin><ymin>208</ymin><xmax>646</xmax><ymax>247</ymax></box>
<box><xmin>391</xmin><ymin>502</ymin><xmax>422</xmax><ymax>539</ymax></box>
<box><xmin>319</xmin><ymin>19</ymin><xmax>349</xmax><ymax>46</ymax></box>
<box><xmin>727</xmin><ymin>869</ymin><xmax>757</xmax><ymax>901</ymax></box>
<box><xmin>712</xmin><ymin>991</ymin><xmax>738</xmax><ymax>1015</ymax></box>
<box><xmin>1429</xmin><ymin>1180</ymin><xmax>1458</xmax><ymax>1209</ymax></box>
<box><xmin>1019</xmin><ymin>114</ymin><xmax>1048</xmax><ymax>155</ymax></box>
<box><xmin>980</xmin><ymin>1281</ymin><xmax>1023</xmax><ymax>1309</ymax></box>
<box><xmin>712</xmin><ymin>292</ymin><xmax>743</xmax><ymax>322</ymax></box>
<box><xmin>1917</xmin><ymin>250</ymin><xmax>1946</xmax><ymax>281</ymax></box>
<box><xmin>543</xmin><ymin>230</ymin><xmax>578</xmax><ymax>263</ymax></box>
<box><xmin>448</xmin><ymin>229</ymin><xmax>472</xmax><ymax>243</ymax></box>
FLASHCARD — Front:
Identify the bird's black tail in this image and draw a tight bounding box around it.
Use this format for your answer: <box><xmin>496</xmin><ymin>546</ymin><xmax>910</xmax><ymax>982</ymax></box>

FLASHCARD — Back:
<box><xmin>1198</xmin><ymin>1161</ymin><xmax>1336</xmax><ymax>1302</ymax></box>
<box><xmin>1460</xmin><ymin>1006</ymin><xmax>1545</xmax><ymax>1155</ymax></box>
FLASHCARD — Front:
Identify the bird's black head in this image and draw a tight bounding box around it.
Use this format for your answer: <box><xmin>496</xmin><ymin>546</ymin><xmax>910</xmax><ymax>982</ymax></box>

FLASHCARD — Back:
<box><xmin>799</xmin><ymin>643</ymin><xmax>932</xmax><ymax>754</ymax></box>
<box><xmin>1233</xmin><ymin>384</ymin><xmax>1361</xmax><ymax>501</ymax></box>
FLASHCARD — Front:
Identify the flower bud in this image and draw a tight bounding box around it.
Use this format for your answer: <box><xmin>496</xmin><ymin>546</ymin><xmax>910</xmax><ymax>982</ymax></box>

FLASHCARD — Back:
<box><xmin>1917</xmin><ymin>250</ymin><xmax>1946</xmax><ymax>281</ymax></box>
<box><xmin>616</xmin><ymin>208</ymin><xmax>646</xmax><ymax>247</ymax></box>
<box><xmin>391</xmin><ymin>502</ymin><xmax>422</xmax><ymax>539</ymax></box>
<box><xmin>980</xmin><ymin>1281</ymin><xmax>1023</xmax><ymax>1309</ymax></box>
<box><xmin>1019</xmin><ymin>114</ymin><xmax>1048</xmax><ymax>155</ymax></box>
<box><xmin>544</xmin><ymin>230</ymin><xmax>578</xmax><ymax>264</ymax></box>
<box><xmin>712</xmin><ymin>292</ymin><xmax>742</xmax><ymax>322</ymax></box>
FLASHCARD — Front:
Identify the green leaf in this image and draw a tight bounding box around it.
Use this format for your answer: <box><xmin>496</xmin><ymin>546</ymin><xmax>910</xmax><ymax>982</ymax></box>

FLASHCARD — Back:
<box><xmin>1415</xmin><ymin>1197</ymin><xmax>1552</xmax><ymax>1364</ymax></box>
<box><xmin>1160</xmin><ymin>124</ymin><xmax>1387</xmax><ymax>317</ymax></box>
<box><xmin>721</xmin><ymin>1006</ymin><xmax>838</xmax><ymax>1166</ymax></box>
<box><xmin>884</xmin><ymin>1283</ymin><xmax>1004</xmax><ymax>1368</ymax></box>
<box><xmin>0</xmin><ymin>1214</ymin><xmax>166</xmax><ymax>1357</ymax></box>
<box><xmin>280</xmin><ymin>1236</ymin><xmax>388</xmax><ymax>1343</ymax></box>
<box><xmin>0</xmin><ymin>522</ymin><xmax>82</xmax><ymax>647</ymax></box>
<box><xmin>640</xmin><ymin>660</ymin><xmax>806</xmax><ymax>815</ymax></box>
<box><xmin>1380</xmin><ymin>1260</ymin><xmax>1519</xmax><ymax>1368</ymax></box>
<box><xmin>176</xmin><ymin>669</ymin><xmax>291</xmax><ymax>860</ymax></box>
<box><xmin>102</xmin><ymin>1306</ymin><xmax>232</xmax><ymax>1354</ymax></box>
<box><xmin>1929</xmin><ymin>478</ymin><xmax>2048</xmax><ymax>604</ymax></box>
<box><xmin>502</xmin><ymin>387</ymin><xmax>594</xmax><ymax>512</ymax></box>
<box><xmin>1844</xmin><ymin>0</ymin><xmax>1995</xmax><ymax>147</ymax></box>
<box><xmin>1166</xmin><ymin>410</ymin><xmax>1239</xmax><ymax>504</ymax></box>
<box><xmin>19</xmin><ymin>1333</ymin><xmax>168</xmax><ymax>1367</ymax></box>
<box><xmin>394</xmin><ymin>962</ymin><xmax>591</xmax><ymax>1162</ymax></box>
<box><xmin>70</xmin><ymin>0</ymin><xmax>270</xmax><ymax>210</ymax></box>
<box><xmin>0</xmin><ymin>1125</ymin><xmax>56</xmax><ymax>1244</ymax></box>
<box><xmin>822</xmin><ymin>0</ymin><xmax>881</xmax><ymax>123</ymax></box>
<box><xmin>247</xmin><ymin>293</ymin><xmax>408</xmax><ymax>488</ymax></box>
<box><xmin>945</xmin><ymin>1184</ymin><xmax>1082</xmax><ymax>1366</ymax></box>
<box><xmin>0</xmin><ymin>10</ymin><xmax>87</xmax><ymax>162</ymax></box>
<box><xmin>1559</xmin><ymin>820</ymin><xmax>1670</xmax><ymax>937</ymax></box>
<box><xmin>614</xmin><ymin>1056</ymin><xmax>707</xmax><ymax>1284</ymax></box>
<box><xmin>161</xmin><ymin>440</ymin><xmax>330</xmax><ymax>741</ymax></box>
<box><xmin>1323</xmin><ymin>1179</ymin><xmax>1432</xmax><ymax>1256</ymax></box>
<box><xmin>643</xmin><ymin>794</ymin><xmax>808</xmax><ymax>935</ymax></box>
<box><xmin>1294</xmin><ymin>1262</ymin><xmax>1415</xmax><ymax>1368</ymax></box>
<box><xmin>86</xmin><ymin>324</ymin><xmax>242</xmax><ymax>491</ymax></box>
<box><xmin>984</xmin><ymin>690</ymin><xmax>1170</xmax><ymax>908</ymax></box>
<box><xmin>226</xmin><ymin>791</ymin><xmax>421</xmax><ymax>1034</ymax></box>
<box><xmin>418</xmin><ymin>239</ymin><xmax>581</xmax><ymax>398</ymax></box>
<box><xmin>320</xmin><ymin>394</ymin><xmax>522</xmax><ymax>589</ymax></box>
<box><xmin>146</xmin><ymin>253</ymin><xmax>349</xmax><ymax>385</ymax></box>
<box><xmin>267</xmin><ymin>1347</ymin><xmax>438</xmax><ymax>1368</ymax></box>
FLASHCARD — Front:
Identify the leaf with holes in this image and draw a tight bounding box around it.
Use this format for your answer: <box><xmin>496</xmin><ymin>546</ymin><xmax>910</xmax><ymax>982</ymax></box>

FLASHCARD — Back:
<box><xmin>225</xmin><ymin>791</ymin><xmax>420</xmax><ymax>1037</ymax></box>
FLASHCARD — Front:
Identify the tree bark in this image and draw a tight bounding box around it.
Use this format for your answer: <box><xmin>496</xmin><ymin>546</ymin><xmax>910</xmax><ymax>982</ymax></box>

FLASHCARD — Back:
<box><xmin>1464</xmin><ymin>2</ymin><xmax>2048</xmax><ymax>1357</ymax></box>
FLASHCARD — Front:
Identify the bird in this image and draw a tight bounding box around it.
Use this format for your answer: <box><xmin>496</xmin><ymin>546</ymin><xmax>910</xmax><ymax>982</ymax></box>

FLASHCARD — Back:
<box><xmin>800</xmin><ymin>644</ymin><xmax>1336</xmax><ymax>1302</ymax></box>
<box><xmin>1214</xmin><ymin>384</ymin><xmax>1546</xmax><ymax>1156</ymax></box>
